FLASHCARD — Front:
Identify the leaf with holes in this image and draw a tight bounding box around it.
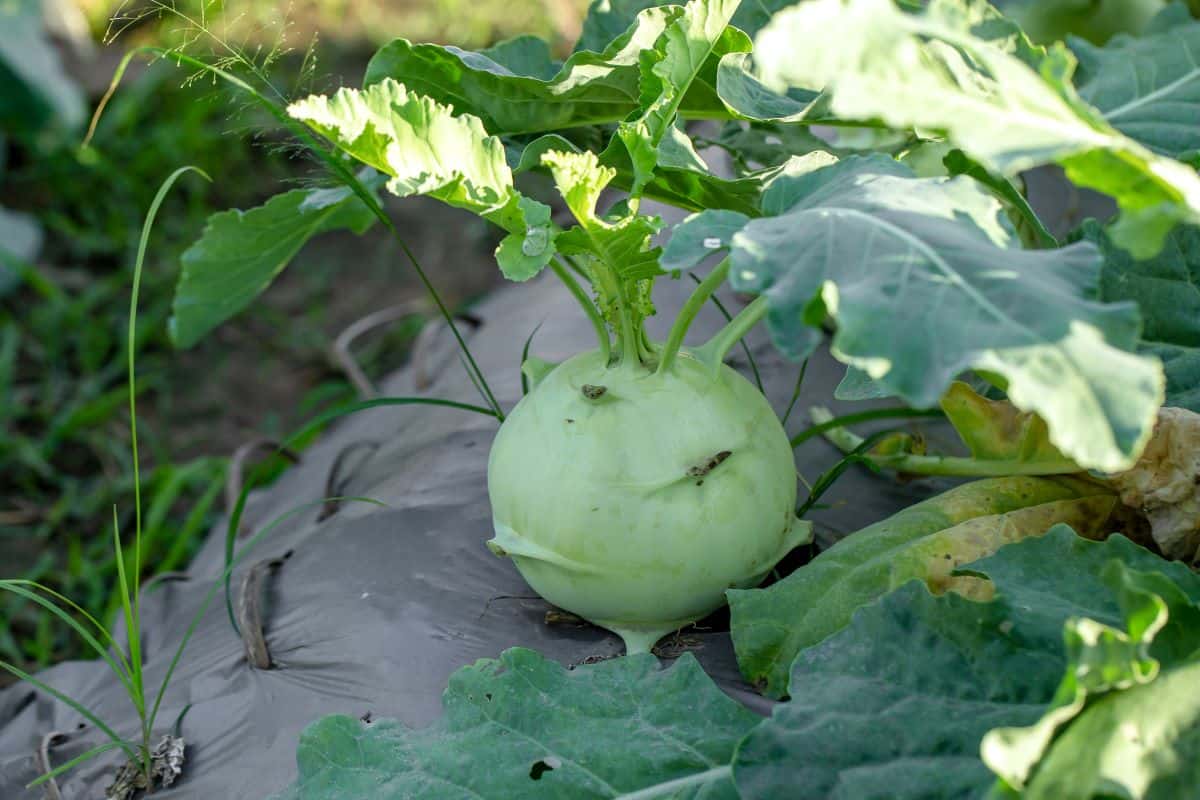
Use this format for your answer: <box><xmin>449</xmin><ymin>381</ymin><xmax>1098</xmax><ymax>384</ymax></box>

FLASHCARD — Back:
<box><xmin>272</xmin><ymin>648</ymin><xmax>759</xmax><ymax>800</ymax></box>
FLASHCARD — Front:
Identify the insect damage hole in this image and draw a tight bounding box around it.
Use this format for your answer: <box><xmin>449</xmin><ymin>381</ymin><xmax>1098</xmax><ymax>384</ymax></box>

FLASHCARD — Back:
<box><xmin>529</xmin><ymin>756</ymin><xmax>562</xmax><ymax>780</ymax></box>
<box><xmin>686</xmin><ymin>450</ymin><xmax>732</xmax><ymax>479</ymax></box>
<box><xmin>581</xmin><ymin>384</ymin><xmax>607</xmax><ymax>400</ymax></box>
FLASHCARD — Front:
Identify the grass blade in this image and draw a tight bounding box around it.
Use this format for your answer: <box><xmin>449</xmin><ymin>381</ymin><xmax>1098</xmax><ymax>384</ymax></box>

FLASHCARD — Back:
<box><xmin>0</xmin><ymin>582</ymin><xmax>134</xmax><ymax>699</ymax></box>
<box><xmin>781</xmin><ymin>358</ymin><xmax>809</xmax><ymax>426</ymax></box>
<box><xmin>796</xmin><ymin>429</ymin><xmax>901</xmax><ymax>518</ymax></box>
<box><xmin>109</xmin><ymin>509</ymin><xmax>143</xmax><ymax>716</ymax></box>
<box><xmin>519</xmin><ymin>321</ymin><xmax>544</xmax><ymax>397</ymax></box>
<box><xmin>790</xmin><ymin>407</ymin><xmax>943</xmax><ymax>449</ymax></box>
<box><xmin>0</xmin><ymin>661</ymin><xmax>138</xmax><ymax>762</ymax></box>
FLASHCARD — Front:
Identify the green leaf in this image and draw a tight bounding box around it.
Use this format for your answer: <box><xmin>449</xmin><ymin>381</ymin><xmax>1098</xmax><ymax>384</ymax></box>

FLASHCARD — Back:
<box><xmin>661</xmin><ymin>209</ymin><xmax>748</xmax><ymax>272</ymax></box>
<box><xmin>363</xmin><ymin>4</ymin><xmax>736</xmax><ymax>136</ymax></box>
<box><xmin>731</xmin><ymin>527</ymin><xmax>1200</xmax><ymax>799</ymax></box>
<box><xmin>477</xmin><ymin>35</ymin><xmax>561</xmax><ymax>80</ymax></box>
<box><xmin>1015</xmin><ymin>660</ymin><xmax>1200</xmax><ymax>799</ymax></box>
<box><xmin>709</xmin><ymin>120</ymin><xmax>836</xmax><ymax>173</ymax></box>
<box><xmin>982</xmin><ymin>559</ymin><xmax>1200</xmax><ymax>794</ymax></box>
<box><xmin>1072</xmin><ymin>12</ymin><xmax>1200</xmax><ymax>159</ymax></box>
<box><xmin>274</xmin><ymin>648</ymin><xmax>758</xmax><ymax>799</ymax></box>
<box><xmin>715</xmin><ymin>52</ymin><xmax>824</xmax><ymax>123</ymax></box>
<box><xmin>287</xmin><ymin>79</ymin><xmax>555</xmax><ymax>279</ymax></box>
<box><xmin>1081</xmin><ymin>219</ymin><xmax>1200</xmax><ymax>411</ymax></box>
<box><xmin>942</xmin><ymin>148</ymin><xmax>1058</xmax><ymax>249</ymax></box>
<box><xmin>753</xmin><ymin>0</ymin><xmax>1200</xmax><ymax>257</ymax></box>
<box><xmin>576</xmin><ymin>0</ymin><xmax>798</xmax><ymax>51</ymax></box>
<box><xmin>170</xmin><ymin>184</ymin><xmax>376</xmax><ymax>348</ymax></box>
<box><xmin>669</xmin><ymin>154</ymin><xmax>1163</xmax><ymax>472</ymax></box>
<box><xmin>616</xmin><ymin>0</ymin><xmax>749</xmax><ymax>195</ymax></box>
<box><xmin>729</xmin><ymin>476</ymin><xmax>1115</xmax><ymax>697</ymax></box>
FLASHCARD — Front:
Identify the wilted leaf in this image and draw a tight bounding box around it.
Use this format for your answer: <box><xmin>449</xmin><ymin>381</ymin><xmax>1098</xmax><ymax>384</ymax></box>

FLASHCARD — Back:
<box><xmin>940</xmin><ymin>381</ymin><xmax>1068</xmax><ymax>465</ymax></box>
<box><xmin>729</xmin><ymin>476</ymin><xmax>1115</xmax><ymax>697</ymax></box>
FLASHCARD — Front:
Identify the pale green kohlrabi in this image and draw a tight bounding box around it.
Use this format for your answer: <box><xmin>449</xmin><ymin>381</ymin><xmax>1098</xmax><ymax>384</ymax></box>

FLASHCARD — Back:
<box><xmin>480</xmin><ymin>150</ymin><xmax>808</xmax><ymax>654</ymax></box>
<box><xmin>487</xmin><ymin>347</ymin><xmax>804</xmax><ymax>654</ymax></box>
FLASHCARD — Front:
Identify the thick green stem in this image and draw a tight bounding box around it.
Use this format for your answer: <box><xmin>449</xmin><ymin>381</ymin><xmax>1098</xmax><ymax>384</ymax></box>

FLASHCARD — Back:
<box><xmin>617</xmin><ymin>291</ymin><xmax>641</xmax><ymax>365</ymax></box>
<box><xmin>550</xmin><ymin>258</ymin><xmax>610</xmax><ymax>362</ymax></box>
<box><xmin>811</xmin><ymin>407</ymin><xmax>1082</xmax><ymax>477</ymax></box>
<box><xmin>695</xmin><ymin>295</ymin><xmax>769</xmax><ymax>375</ymax></box>
<box><xmin>657</xmin><ymin>259</ymin><xmax>730</xmax><ymax>375</ymax></box>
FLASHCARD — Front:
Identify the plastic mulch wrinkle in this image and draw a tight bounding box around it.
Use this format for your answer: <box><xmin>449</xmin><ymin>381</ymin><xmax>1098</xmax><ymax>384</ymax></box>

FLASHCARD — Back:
<box><xmin>225</xmin><ymin>440</ymin><xmax>300</xmax><ymax>539</ymax></box>
<box><xmin>319</xmin><ymin>441</ymin><xmax>382</xmax><ymax>521</ymax></box>
<box><xmin>411</xmin><ymin>313</ymin><xmax>482</xmax><ymax>390</ymax></box>
<box><xmin>332</xmin><ymin>302</ymin><xmax>426</xmax><ymax>399</ymax></box>
<box><xmin>235</xmin><ymin>553</ymin><xmax>291</xmax><ymax>670</ymax></box>
<box><xmin>34</xmin><ymin>731</ymin><xmax>67</xmax><ymax>800</ymax></box>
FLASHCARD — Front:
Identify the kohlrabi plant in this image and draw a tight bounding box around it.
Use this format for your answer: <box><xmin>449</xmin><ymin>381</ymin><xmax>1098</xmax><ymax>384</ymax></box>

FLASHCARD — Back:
<box><xmin>29</xmin><ymin>0</ymin><xmax>1200</xmax><ymax>795</ymax></box>
<box><xmin>115</xmin><ymin>0</ymin><xmax>1200</xmax><ymax>656</ymax></box>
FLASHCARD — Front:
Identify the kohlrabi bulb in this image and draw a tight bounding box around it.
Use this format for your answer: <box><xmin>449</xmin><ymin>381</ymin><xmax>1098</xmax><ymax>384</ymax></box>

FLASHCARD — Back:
<box><xmin>487</xmin><ymin>347</ymin><xmax>807</xmax><ymax>654</ymax></box>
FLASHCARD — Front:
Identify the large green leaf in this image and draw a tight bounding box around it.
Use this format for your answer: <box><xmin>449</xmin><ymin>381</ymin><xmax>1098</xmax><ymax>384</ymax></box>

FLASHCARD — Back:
<box><xmin>666</xmin><ymin>155</ymin><xmax>1164</xmax><ymax>472</ymax></box>
<box><xmin>1081</xmin><ymin>219</ymin><xmax>1200</xmax><ymax>411</ymax></box>
<box><xmin>730</xmin><ymin>527</ymin><xmax>1200</xmax><ymax>799</ymax></box>
<box><xmin>715</xmin><ymin>52</ymin><xmax>825</xmax><ymax>123</ymax></box>
<box><xmin>363</xmin><ymin>0</ymin><xmax>745</xmax><ymax>138</ymax></box>
<box><xmin>1072</xmin><ymin>5</ymin><xmax>1200</xmax><ymax>159</ymax></box>
<box><xmin>752</xmin><ymin>0</ymin><xmax>1200</xmax><ymax>257</ymax></box>
<box><xmin>1010</xmin><ymin>660</ymin><xmax>1200</xmax><ymax>799</ymax></box>
<box><xmin>287</xmin><ymin>79</ymin><xmax>555</xmax><ymax>280</ymax></box>
<box><xmin>363</xmin><ymin>9</ymin><xmax>675</xmax><ymax>134</ymax></box>
<box><xmin>728</xmin><ymin>476</ymin><xmax>1115</xmax><ymax>697</ymax></box>
<box><xmin>274</xmin><ymin>648</ymin><xmax>759</xmax><ymax>799</ymax></box>
<box><xmin>983</xmin><ymin>561</ymin><xmax>1200</xmax><ymax>796</ymax></box>
<box><xmin>615</xmin><ymin>0</ymin><xmax>748</xmax><ymax>195</ymax></box>
<box><xmin>575</xmin><ymin>0</ymin><xmax>796</xmax><ymax>51</ymax></box>
<box><xmin>169</xmin><ymin>183</ymin><xmax>376</xmax><ymax>348</ymax></box>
